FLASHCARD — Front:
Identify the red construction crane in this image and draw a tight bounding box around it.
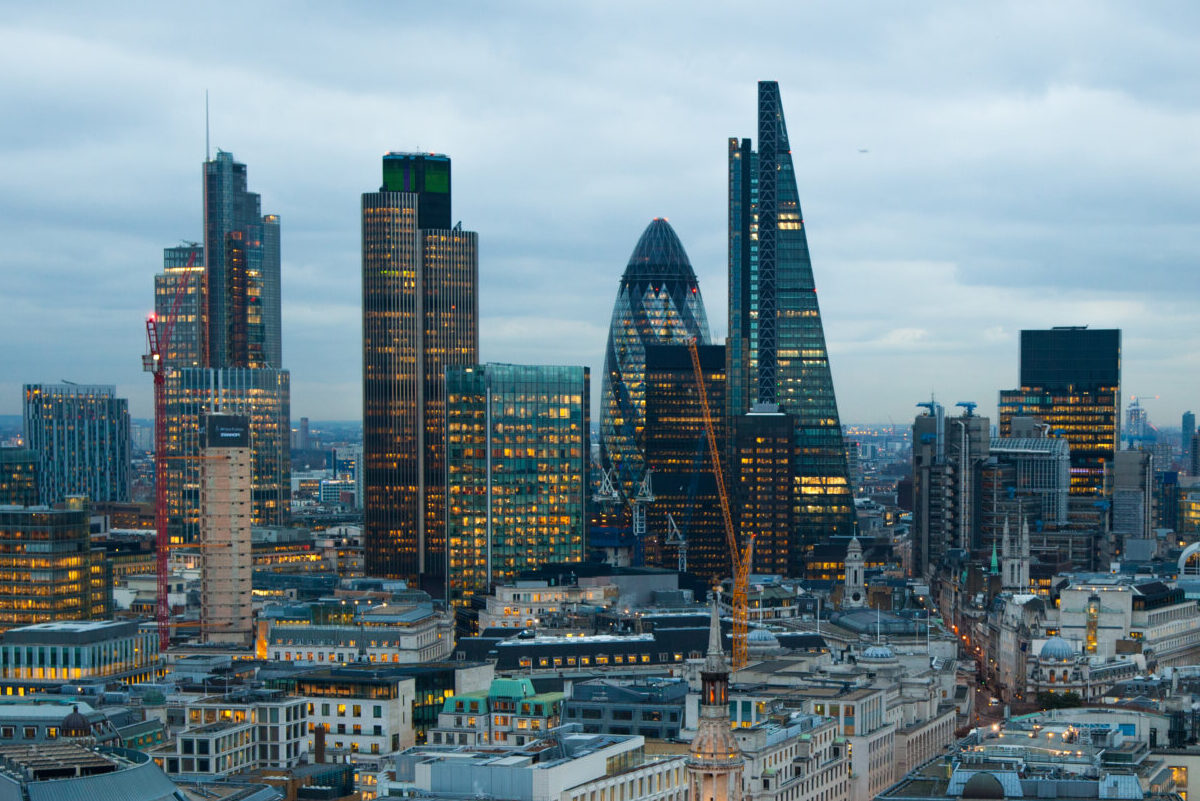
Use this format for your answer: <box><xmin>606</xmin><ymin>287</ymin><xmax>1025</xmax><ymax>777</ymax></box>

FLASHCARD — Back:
<box><xmin>687</xmin><ymin>337</ymin><xmax>754</xmax><ymax>670</ymax></box>
<box><xmin>142</xmin><ymin>246</ymin><xmax>200</xmax><ymax>651</ymax></box>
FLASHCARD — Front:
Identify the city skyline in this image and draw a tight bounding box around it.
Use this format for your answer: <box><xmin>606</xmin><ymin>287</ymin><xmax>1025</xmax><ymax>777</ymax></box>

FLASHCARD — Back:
<box><xmin>3</xmin><ymin>3</ymin><xmax>1200</xmax><ymax>426</ymax></box>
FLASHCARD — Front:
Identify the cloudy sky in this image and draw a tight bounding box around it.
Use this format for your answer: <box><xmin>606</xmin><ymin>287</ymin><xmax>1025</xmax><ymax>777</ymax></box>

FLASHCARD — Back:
<box><xmin>3</xmin><ymin>1</ymin><xmax>1199</xmax><ymax>428</ymax></box>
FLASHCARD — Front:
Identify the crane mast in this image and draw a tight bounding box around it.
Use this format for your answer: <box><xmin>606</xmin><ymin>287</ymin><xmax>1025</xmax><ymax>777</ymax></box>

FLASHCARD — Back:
<box><xmin>142</xmin><ymin>247</ymin><xmax>199</xmax><ymax>651</ymax></box>
<box><xmin>687</xmin><ymin>337</ymin><xmax>752</xmax><ymax>670</ymax></box>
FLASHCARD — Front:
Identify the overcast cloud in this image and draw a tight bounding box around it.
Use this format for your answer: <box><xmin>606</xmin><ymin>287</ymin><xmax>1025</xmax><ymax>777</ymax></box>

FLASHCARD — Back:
<box><xmin>2</xmin><ymin>1</ymin><xmax>1199</xmax><ymax>428</ymax></box>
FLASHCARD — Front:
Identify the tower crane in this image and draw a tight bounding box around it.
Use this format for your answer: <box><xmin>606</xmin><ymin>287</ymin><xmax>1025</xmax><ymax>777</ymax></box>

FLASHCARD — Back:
<box><xmin>142</xmin><ymin>247</ymin><xmax>200</xmax><ymax>651</ymax></box>
<box><xmin>592</xmin><ymin>465</ymin><xmax>655</xmax><ymax>566</ymax></box>
<box><xmin>687</xmin><ymin>337</ymin><xmax>753</xmax><ymax>671</ymax></box>
<box><xmin>664</xmin><ymin>512</ymin><xmax>687</xmax><ymax>573</ymax></box>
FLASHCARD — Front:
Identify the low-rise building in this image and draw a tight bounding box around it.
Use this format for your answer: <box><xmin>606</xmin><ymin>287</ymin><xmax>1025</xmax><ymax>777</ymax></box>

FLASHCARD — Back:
<box><xmin>563</xmin><ymin>677</ymin><xmax>688</xmax><ymax>740</ymax></box>
<box><xmin>258</xmin><ymin>600</ymin><xmax>454</xmax><ymax>665</ymax></box>
<box><xmin>0</xmin><ymin>743</ymin><xmax>184</xmax><ymax>801</ymax></box>
<box><xmin>156</xmin><ymin>687</ymin><xmax>307</xmax><ymax>775</ymax></box>
<box><xmin>734</xmin><ymin>711</ymin><xmax>848</xmax><ymax>801</ymax></box>
<box><xmin>430</xmin><ymin>677</ymin><xmax>564</xmax><ymax>747</ymax></box>
<box><xmin>382</xmin><ymin>728</ymin><xmax>687</xmax><ymax>801</ymax></box>
<box><xmin>296</xmin><ymin>665</ymin><xmax>417</xmax><ymax>758</ymax></box>
<box><xmin>478</xmin><ymin>579</ymin><xmax>615</xmax><ymax>631</ymax></box>
<box><xmin>0</xmin><ymin>619</ymin><xmax>162</xmax><ymax>696</ymax></box>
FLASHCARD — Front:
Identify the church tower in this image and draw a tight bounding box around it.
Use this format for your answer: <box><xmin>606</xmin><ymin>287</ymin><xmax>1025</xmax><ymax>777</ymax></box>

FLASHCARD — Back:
<box><xmin>843</xmin><ymin>536</ymin><xmax>866</xmax><ymax>608</ymax></box>
<box><xmin>688</xmin><ymin>600</ymin><xmax>744</xmax><ymax>801</ymax></box>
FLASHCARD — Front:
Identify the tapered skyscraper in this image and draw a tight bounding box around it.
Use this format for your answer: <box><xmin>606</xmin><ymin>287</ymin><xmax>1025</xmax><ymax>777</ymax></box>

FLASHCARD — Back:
<box><xmin>155</xmin><ymin>152</ymin><xmax>291</xmax><ymax>543</ymax></box>
<box><xmin>362</xmin><ymin>153</ymin><xmax>478</xmax><ymax>586</ymax></box>
<box><xmin>203</xmin><ymin>151</ymin><xmax>282</xmax><ymax>369</ymax></box>
<box><xmin>600</xmin><ymin>219</ymin><xmax>711</xmax><ymax>488</ymax></box>
<box><xmin>728</xmin><ymin>81</ymin><xmax>855</xmax><ymax>561</ymax></box>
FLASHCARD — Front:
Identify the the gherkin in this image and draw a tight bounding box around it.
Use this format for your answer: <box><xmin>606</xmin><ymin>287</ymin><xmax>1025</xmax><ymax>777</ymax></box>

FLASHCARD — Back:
<box><xmin>601</xmin><ymin>219</ymin><xmax>711</xmax><ymax>487</ymax></box>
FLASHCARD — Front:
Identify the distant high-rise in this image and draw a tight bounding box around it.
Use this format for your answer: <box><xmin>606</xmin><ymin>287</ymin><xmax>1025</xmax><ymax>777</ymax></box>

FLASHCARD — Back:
<box><xmin>911</xmin><ymin>402</ymin><xmax>990</xmax><ymax>577</ymax></box>
<box><xmin>444</xmin><ymin>364</ymin><xmax>588</xmax><ymax>607</ymax></box>
<box><xmin>203</xmin><ymin>151</ymin><xmax>282</xmax><ymax>369</ymax></box>
<box><xmin>600</xmin><ymin>219</ymin><xmax>710</xmax><ymax>491</ymax></box>
<box><xmin>643</xmin><ymin>344</ymin><xmax>725</xmax><ymax>581</ymax></box>
<box><xmin>362</xmin><ymin>153</ymin><xmax>478</xmax><ymax>585</ymax></box>
<box><xmin>727</xmin><ymin>81</ymin><xmax>856</xmax><ymax>562</ymax></box>
<box><xmin>998</xmin><ymin>328</ymin><xmax>1120</xmax><ymax>496</ymax></box>
<box><xmin>1184</xmin><ymin>411</ymin><xmax>1195</xmax><ymax>472</ymax></box>
<box><xmin>199</xmin><ymin>415</ymin><xmax>253</xmax><ymax>645</ymax></box>
<box><xmin>22</xmin><ymin>384</ymin><xmax>131</xmax><ymax>506</ymax></box>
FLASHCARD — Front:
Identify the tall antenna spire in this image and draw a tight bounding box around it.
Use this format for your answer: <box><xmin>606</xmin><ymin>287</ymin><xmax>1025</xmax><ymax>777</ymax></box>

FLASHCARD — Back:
<box><xmin>205</xmin><ymin>89</ymin><xmax>210</xmax><ymax>161</ymax></box>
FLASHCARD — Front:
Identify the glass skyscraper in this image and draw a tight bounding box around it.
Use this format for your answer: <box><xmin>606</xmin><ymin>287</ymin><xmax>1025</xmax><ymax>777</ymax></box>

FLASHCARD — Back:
<box><xmin>600</xmin><ymin>219</ymin><xmax>711</xmax><ymax>491</ymax></box>
<box><xmin>203</xmin><ymin>151</ymin><xmax>282</xmax><ymax>370</ymax></box>
<box><xmin>362</xmin><ymin>153</ymin><xmax>478</xmax><ymax>585</ymax></box>
<box><xmin>727</xmin><ymin>81</ymin><xmax>856</xmax><ymax>561</ymax></box>
<box><xmin>444</xmin><ymin>363</ymin><xmax>588</xmax><ymax>607</ymax></box>
<box><xmin>998</xmin><ymin>327</ymin><xmax>1120</xmax><ymax>497</ymax></box>
<box><xmin>22</xmin><ymin>384</ymin><xmax>131</xmax><ymax>506</ymax></box>
<box><xmin>156</xmin><ymin>151</ymin><xmax>291</xmax><ymax>545</ymax></box>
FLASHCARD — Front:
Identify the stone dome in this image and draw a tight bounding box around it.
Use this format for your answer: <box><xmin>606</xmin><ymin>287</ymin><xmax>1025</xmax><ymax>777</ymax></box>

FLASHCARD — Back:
<box><xmin>1040</xmin><ymin>636</ymin><xmax>1075</xmax><ymax>662</ymax></box>
<box><xmin>861</xmin><ymin>644</ymin><xmax>895</xmax><ymax>660</ymax></box>
<box><xmin>747</xmin><ymin>628</ymin><xmax>781</xmax><ymax>654</ymax></box>
<box><xmin>61</xmin><ymin>705</ymin><xmax>91</xmax><ymax>739</ymax></box>
<box><xmin>960</xmin><ymin>771</ymin><xmax>1005</xmax><ymax>799</ymax></box>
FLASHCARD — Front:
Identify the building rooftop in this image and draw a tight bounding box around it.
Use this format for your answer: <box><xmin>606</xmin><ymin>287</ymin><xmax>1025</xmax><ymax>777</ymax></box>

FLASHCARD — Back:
<box><xmin>2</xmin><ymin>619</ymin><xmax>146</xmax><ymax>645</ymax></box>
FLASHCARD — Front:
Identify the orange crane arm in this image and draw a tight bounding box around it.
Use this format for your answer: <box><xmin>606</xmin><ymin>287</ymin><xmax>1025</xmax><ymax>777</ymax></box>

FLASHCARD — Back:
<box><xmin>687</xmin><ymin>337</ymin><xmax>752</xmax><ymax>670</ymax></box>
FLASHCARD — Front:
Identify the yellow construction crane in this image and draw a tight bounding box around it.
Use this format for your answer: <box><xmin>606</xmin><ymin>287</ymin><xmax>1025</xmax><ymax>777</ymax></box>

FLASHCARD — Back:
<box><xmin>687</xmin><ymin>337</ymin><xmax>754</xmax><ymax>670</ymax></box>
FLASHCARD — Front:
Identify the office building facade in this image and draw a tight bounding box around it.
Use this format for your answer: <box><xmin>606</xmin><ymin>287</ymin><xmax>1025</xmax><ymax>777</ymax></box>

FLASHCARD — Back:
<box><xmin>0</xmin><ymin>507</ymin><xmax>112</xmax><ymax>631</ymax></box>
<box><xmin>643</xmin><ymin>344</ymin><xmax>726</xmax><ymax>581</ymax></box>
<box><xmin>163</xmin><ymin>368</ymin><xmax>291</xmax><ymax>542</ymax></box>
<box><xmin>444</xmin><ymin>364</ymin><xmax>588</xmax><ymax>607</ymax></box>
<box><xmin>362</xmin><ymin>153</ymin><xmax>478</xmax><ymax>585</ymax></box>
<box><xmin>728</xmin><ymin>81</ymin><xmax>855</xmax><ymax>563</ymax></box>
<box><xmin>998</xmin><ymin>327</ymin><xmax>1120</xmax><ymax>497</ymax></box>
<box><xmin>22</xmin><ymin>384</ymin><xmax>130</xmax><ymax>506</ymax></box>
<box><xmin>0</xmin><ymin>449</ymin><xmax>37</xmax><ymax>507</ymax></box>
<box><xmin>600</xmin><ymin>218</ymin><xmax>711</xmax><ymax>492</ymax></box>
<box><xmin>154</xmin><ymin>243</ymin><xmax>206</xmax><ymax>369</ymax></box>
<box><xmin>734</xmin><ymin>404</ymin><xmax>795</xmax><ymax>576</ymax></box>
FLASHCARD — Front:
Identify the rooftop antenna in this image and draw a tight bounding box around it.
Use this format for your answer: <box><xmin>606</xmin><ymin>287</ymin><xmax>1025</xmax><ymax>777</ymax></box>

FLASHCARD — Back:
<box><xmin>205</xmin><ymin>89</ymin><xmax>210</xmax><ymax>161</ymax></box>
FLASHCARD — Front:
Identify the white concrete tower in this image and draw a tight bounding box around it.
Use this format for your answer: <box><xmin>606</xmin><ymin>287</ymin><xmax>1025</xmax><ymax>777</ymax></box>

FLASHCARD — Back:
<box><xmin>844</xmin><ymin>536</ymin><xmax>866</xmax><ymax>608</ymax></box>
<box><xmin>688</xmin><ymin>600</ymin><xmax>744</xmax><ymax>801</ymax></box>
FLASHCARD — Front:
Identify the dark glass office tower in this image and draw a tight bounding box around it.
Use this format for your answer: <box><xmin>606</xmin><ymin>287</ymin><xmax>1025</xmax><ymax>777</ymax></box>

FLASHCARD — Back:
<box><xmin>600</xmin><ymin>219</ymin><xmax>711</xmax><ymax>491</ymax></box>
<box><xmin>998</xmin><ymin>327</ymin><xmax>1120</xmax><ymax>496</ymax></box>
<box><xmin>643</xmin><ymin>344</ymin><xmax>726</xmax><ymax>583</ymax></box>
<box><xmin>363</xmin><ymin>153</ymin><xmax>478</xmax><ymax>586</ymax></box>
<box><xmin>727</xmin><ymin>81</ymin><xmax>855</xmax><ymax>563</ymax></box>
<box><xmin>204</xmin><ymin>151</ymin><xmax>282</xmax><ymax>369</ymax></box>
